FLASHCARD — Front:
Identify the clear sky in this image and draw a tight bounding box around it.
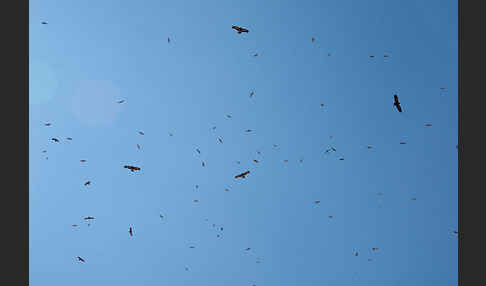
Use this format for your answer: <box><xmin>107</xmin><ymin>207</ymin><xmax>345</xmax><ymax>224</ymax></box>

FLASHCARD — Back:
<box><xmin>29</xmin><ymin>0</ymin><xmax>458</xmax><ymax>285</ymax></box>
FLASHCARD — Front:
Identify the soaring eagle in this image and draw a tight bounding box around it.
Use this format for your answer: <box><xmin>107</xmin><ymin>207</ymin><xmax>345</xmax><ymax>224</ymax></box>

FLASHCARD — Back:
<box><xmin>235</xmin><ymin>170</ymin><xmax>250</xmax><ymax>179</ymax></box>
<box><xmin>124</xmin><ymin>165</ymin><xmax>141</xmax><ymax>172</ymax></box>
<box><xmin>393</xmin><ymin>95</ymin><xmax>402</xmax><ymax>112</ymax></box>
<box><xmin>232</xmin><ymin>25</ymin><xmax>249</xmax><ymax>34</ymax></box>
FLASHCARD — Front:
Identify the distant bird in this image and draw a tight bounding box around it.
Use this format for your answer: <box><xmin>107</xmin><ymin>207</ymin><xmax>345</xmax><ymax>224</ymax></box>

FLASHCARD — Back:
<box><xmin>72</xmin><ymin>224</ymin><xmax>78</xmax><ymax>227</ymax></box>
<box><xmin>137</xmin><ymin>144</ymin><xmax>141</xmax><ymax>150</ymax></box>
<box><xmin>331</xmin><ymin>147</ymin><xmax>336</xmax><ymax>152</ymax></box>
<box><xmin>138</xmin><ymin>131</ymin><xmax>144</xmax><ymax>135</ymax></box>
<box><xmin>367</xmin><ymin>146</ymin><xmax>373</xmax><ymax>149</ymax></box>
<box><xmin>320</xmin><ymin>103</ymin><xmax>324</xmax><ymax>107</ymax></box>
<box><xmin>189</xmin><ymin>246</ymin><xmax>195</xmax><ymax>249</ymax></box>
<box><xmin>384</xmin><ymin>55</ymin><xmax>390</xmax><ymax>58</ymax></box>
<box><xmin>124</xmin><ymin>165</ymin><xmax>141</xmax><ymax>172</ymax></box>
<box><xmin>80</xmin><ymin>160</ymin><xmax>87</xmax><ymax>162</ymax></box>
<box><xmin>117</xmin><ymin>100</ymin><xmax>125</xmax><ymax>104</ymax></box>
<box><xmin>440</xmin><ymin>87</ymin><xmax>447</xmax><ymax>90</ymax></box>
<box><xmin>218</xmin><ymin>137</ymin><xmax>223</xmax><ymax>144</ymax></box>
<box><xmin>245</xmin><ymin>248</ymin><xmax>251</xmax><ymax>251</ymax></box>
<box><xmin>253</xmin><ymin>160</ymin><xmax>259</xmax><ymax>163</ymax></box>
<box><xmin>169</xmin><ymin>132</ymin><xmax>173</xmax><ymax>136</ymax></box>
<box><xmin>44</xmin><ymin>123</ymin><xmax>51</xmax><ymax>126</ymax></box>
<box><xmin>328</xmin><ymin>215</ymin><xmax>334</xmax><ymax>219</ymax></box>
<box><xmin>185</xmin><ymin>267</ymin><xmax>189</xmax><ymax>271</ymax></box>
<box><xmin>411</xmin><ymin>197</ymin><xmax>417</xmax><ymax>200</ymax></box>
<box><xmin>369</xmin><ymin>55</ymin><xmax>375</xmax><ymax>58</ymax></box>
<box><xmin>236</xmin><ymin>161</ymin><xmax>241</xmax><ymax>164</ymax></box>
<box><xmin>225</xmin><ymin>188</ymin><xmax>230</xmax><ymax>192</ymax></box>
<box><xmin>41</xmin><ymin>21</ymin><xmax>48</xmax><ymax>25</ymax></box>
<box><xmin>212</xmin><ymin>126</ymin><xmax>217</xmax><ymax>131</ymax></box>
<box><xmin>195</xmin><ymin>185</ymin><xmax>199</xmax><ymax>189</ymax></box>
<box><xmin>312</xmin><ymin>37</ymin><xmax>315</xmax><ymax>42</ymax></box>
<box><xmin>253</xmin><ymin>53</ymin><xmax>258</xmax><ymax>57</ymax></box>
<box><xmin>372</xmin><ymin>248</ymin><xmax>379</xmax><ymax>251</ymax></box>
<box><xmin>160</xmin><ymin>214</ymin><xmax>164</xmax><ymax>219</ymax></box>
<box><xmin>129</xmin><ymin>227</ymin><xmax>133</xmax><ymax>237</ymax></box>
<box><xmin>393</xmin><ymin>95</ymin><xmax>403</xmax><ymax>112</ymax></box>
<box><xmin>202</xmin><ymin>161</ymin><xmax>206</xmax><ymax>167</ymax></box>
<box><xmin>339</xmin><ymin>158</ymin><xmax>344</xmax><ymax>161</ymax></box>
<box><xmin>314</xmin><ymin>201</ymin><xmax>321</xmax><ymax>204</ymax></box>
<box><xmin>51</xmin><ymin>138</ymin><xmax>59</xmax><ymax>142</ymax></box>
<box><xmin>226</xmin><ymin>114</ymin><xmax>232</xmax><ymax>118</ymax></box>
<box><xmin>299</xmin><ymin>159</ymin><xmax>303</xmax><ymax>163</ymax></box>
<box><xmin>84</xmin><ymin>181</ymin><xmax>91</xmax><ymax>186</ymax></box>
<box><xmin>196</xmin><ymin>149</ymin><xmax>201</xmax><ymax>154</ymax></box>
<box><xmin>250</xmin><ymin>91</ymin><xmax>254</xmax><ymax>97</ymax></box>
<box><xmin>42</xmin><ymin>150</ymin><xmax>47</xmax><ymax>153</ymax></box>
<box><xmin>66</xmin><ymin>137</ymin><xmax>73</xmax><ymax>140</ymax></box>
<box><xmin>399</xmin><ymin>142</ymin><xmax>407</xmax><ymax>145</ymax></box>
<box><xmin>328</xmin><ymin>52</ymin><xmax>331</xmax><ymax>56</ymax></box>
<box><xmin>232</xmin><ymin>25</ymin><xmax>249</xmax><ymax>34</ymax></box>
<box><xmin>235</xmin><ymin>170</ymin><xmax>250</xmax><ymax>179</ymax></box>
<box><xmin>84</xmin><ymin>216</ymin><xmax>95</xmax><ymax>220</ymax></box>
<box><xmin>76</xmin><ymin>256</ymin><xmax>85</xmax><ymax>263</ymax></box>
<box><xmin>354</xmin><ymin>252</ymin><xmax>359</xmax><ymax>256</ymax></box>
<box><xmin>273</xmin><ymin>144</ymin><xmax>278</xmax><ymax>148</ymax></box>
<box><xmin>193</xmin><ymin>200</ymin><xmax>199</xmax><ymax>203</ymax></box>
<box><xmin>425</xmin><ymin>123</ymin><xmax>432</xmax><ymax>127</ymax></box>
<box><xmin>168</xmin><ymin>37</ymin><xmax>170</xmax><ymax>43</ymax></box>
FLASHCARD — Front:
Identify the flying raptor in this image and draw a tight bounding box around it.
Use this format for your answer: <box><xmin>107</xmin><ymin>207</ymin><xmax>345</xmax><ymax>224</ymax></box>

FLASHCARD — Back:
<box><xmin>235</xmin><ymin>171</ymin><xmax>250</xmax><ymax>179</ymax></box>
<box><xmin>124</xmin><ymin>165</ymin><xmax>141</xmax><ymax>172</ymax></box>
<box><xmin>393</xmin><ymin>95</ymin><xmax>402</xmax><ymax>112</ymax></box>
<box><xmin>232</xmin><ymin>25</ymin><xmax>249</xmax><ymax>34</ymax></box>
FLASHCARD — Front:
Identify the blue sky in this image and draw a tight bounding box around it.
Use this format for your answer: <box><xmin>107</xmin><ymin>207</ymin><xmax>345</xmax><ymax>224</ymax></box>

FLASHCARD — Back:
<box><xmin>29</xmin><ymin>0</ymin><xmax>458</xmax><ymax>285</ymax></box>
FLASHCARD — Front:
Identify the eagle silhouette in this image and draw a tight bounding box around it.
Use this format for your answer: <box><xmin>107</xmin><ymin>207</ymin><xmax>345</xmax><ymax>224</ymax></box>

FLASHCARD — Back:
<box><xmin>232</xmin><ymin>25</ymin><xmax>249</xmax><ymax>34</ymax></box>
<box><xmin>235</xmin><ymin>171</ymin><xmax>250</xmax><ymax>179</ymax></box>
<box><xmin>124</xmin><ymin>165</ymin><xmax>141</xmax><ymax>172</ymax></box>
<box><xmin>393</xmin><ymin>95</ymin><xmax>402</xmax><ymax>112</ymax></box>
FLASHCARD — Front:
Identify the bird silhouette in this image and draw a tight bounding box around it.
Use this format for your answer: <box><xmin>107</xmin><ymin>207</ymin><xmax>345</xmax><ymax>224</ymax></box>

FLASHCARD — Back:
<box><xmin>393</xmin><ymin>95</ymin><xmax>403</xmax><ymax>112</ymax></box>
<box><xmin>235</xmin><ymin>171</ymin><xmax>250</xmax><ymax>179</ymax></box>
<box><xmin>232</xmin><ymin>25</ymin><xmax>249</xmax><ymax>34</ymax></box>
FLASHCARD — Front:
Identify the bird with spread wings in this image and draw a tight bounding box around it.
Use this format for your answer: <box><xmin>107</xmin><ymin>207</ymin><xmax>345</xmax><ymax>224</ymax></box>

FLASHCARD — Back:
<box><xmin>124</xmin><ymin>165</ymin><xmax>141</xmax><ymax>172</ymax></box>
<box><xmin>393</xmin><ymin>95</ymin><xmax>402</xmax><ymax>112</ymax></box>
<box><xmin>232</xmin><ymin>25</ymin><xmax>249</xmax><ymax>34</ymax></box>
<box><xmin>235</xmin><ymin>171</ymin><xmax>250</xmax><ymax>179</ymax></box>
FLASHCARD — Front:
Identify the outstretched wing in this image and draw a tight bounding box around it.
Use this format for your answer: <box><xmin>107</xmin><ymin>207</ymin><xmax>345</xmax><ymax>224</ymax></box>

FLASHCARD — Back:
<box><xmin>396</xmin><ymin>104</ymin><xmax>402</xmax><ymax>112</ymax></box>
